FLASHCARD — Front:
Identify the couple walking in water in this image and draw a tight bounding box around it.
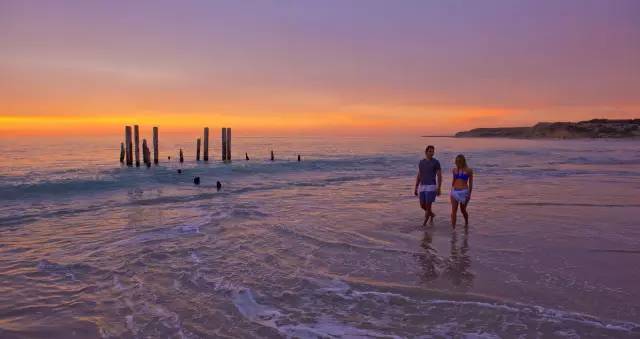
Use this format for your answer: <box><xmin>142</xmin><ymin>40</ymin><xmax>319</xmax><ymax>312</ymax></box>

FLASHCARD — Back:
<box><xmin>413</xmin><ymin>145</ymin><xmax>473</xmax><ymax>228</ymax></box>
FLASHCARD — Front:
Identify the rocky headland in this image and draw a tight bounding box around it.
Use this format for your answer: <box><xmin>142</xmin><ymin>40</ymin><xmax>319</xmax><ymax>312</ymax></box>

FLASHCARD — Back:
<box><xmin>454</xmin><ymin>119</ymin><xmax>640</xmax><ymax>139</ymax></box>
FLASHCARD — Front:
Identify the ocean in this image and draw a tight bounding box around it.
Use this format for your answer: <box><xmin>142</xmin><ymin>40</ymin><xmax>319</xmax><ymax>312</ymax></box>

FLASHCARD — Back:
<box><xmin>1</xmin><ymin>135</ymin><xmax>639</xmax><ymax>338</ymax></box>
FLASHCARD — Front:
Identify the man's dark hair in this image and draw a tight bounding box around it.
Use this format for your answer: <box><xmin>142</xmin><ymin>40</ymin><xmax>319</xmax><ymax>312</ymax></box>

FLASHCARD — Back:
<box><xmin>425</xmin><ymin>145</ymin><xmax>435</xmax><ymax>152</ymax></box>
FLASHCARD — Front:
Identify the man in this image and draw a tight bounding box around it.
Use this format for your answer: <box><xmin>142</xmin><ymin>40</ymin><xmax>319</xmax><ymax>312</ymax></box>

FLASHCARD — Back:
<box><xmin>414</xmin><ymin>145</ymin><xmax>442</xmax><ymax>226</ymax></box>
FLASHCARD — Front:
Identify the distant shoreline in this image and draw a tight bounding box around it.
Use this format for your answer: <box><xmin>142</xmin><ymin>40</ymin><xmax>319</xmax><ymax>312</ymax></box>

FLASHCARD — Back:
<box><xmin>454</xmin><ymin>119</ymin><xmax>640</xmax><ymax>139</ymax></box>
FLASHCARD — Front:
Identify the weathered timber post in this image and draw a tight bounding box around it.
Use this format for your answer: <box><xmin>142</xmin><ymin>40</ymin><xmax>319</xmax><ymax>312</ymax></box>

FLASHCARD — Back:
<box><xmin>270</xmin><ymin>150</ymin><xmax>274</xmax><ymax>161</ymax></box>
<box><xmin>142</xmin><ymin>139</ymin><xmax>149</xmax><ymax>167</ymax></box>
<box><xmin>196</xmin><ymin>138</ymin><xmax>201</xmax><ymax>161</ymax></box>
<box><xmin>125</xmin><ymin>126</ymin><xmax>133</xmax><ymax>166</ymax></box>
<box><xmin>120</xmin><ymin>142</ymin><xmax>125</xmax><ymax>163</ymax></box>
<box><xmin>226</xmin><ymin>128</ymin><xmax>231</xmax><ymax>161</ymax></box>
<box><xmin>141</xmin><ymin>140</ymin><xmax>147</xmax><ymax>164</ymax></box>
<box><xmin>203</xmin><ymin>127</ymin><xmax>209</xmax><ymax>161</ymax></box>
<box><xmin>298</xmin><ymin>154</ymin><xmax>301</xmax><ymax>162</ymax></box>
<box><xmin>145</xmin><ymin>144</ymin><xmax>151</xmax><ymax>167</ymax></box>
<box><xmin>179</xmin><ymin>148</ymin><xmax>184</xmax><ymax>163</ymax></box>
<box><xmin>153</xmin><ymin>127</ymin><xmax>159</xmax><ymax>165</ymax></box>
<box><xmin>245</xmin><ymin>152</ymin><xmax>249</xmax><ymax>161</ymax></box>
<box><xmin>221</xmin><ymin>127</ymin><xmax>227</xmax><ymax>161</ymax></box>
<box><xmin>134</xmin><ymin>125</ymin><xmax>140</xmax><ymax>167</ymax></box>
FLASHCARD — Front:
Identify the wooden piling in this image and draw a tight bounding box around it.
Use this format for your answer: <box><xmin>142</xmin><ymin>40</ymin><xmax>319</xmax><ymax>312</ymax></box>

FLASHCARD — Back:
<box><xmin>125</xmin><ymin>126</ymin><xmax>133</xmax><ymax>166</ymax></box>
<box><xmin>245</xmin><ymin>152</ymin><xmax>249</xmax><ymax>161</ymax></box>
<box><xmin>142</xmin><ymin>139</ymin><xmax>149</xmax><ymax>167</ymax></box>
<box><xmin>196</xmin><ymin>138</ymin><xmax>201</xmax><ymax>161</ymax></box>
<box><xmin>270</xmin><ymin>150</ymin><xmax>274</xmax><ymax>161</ymax></box>
<box><xmin>221</xmin><ymin>127</ymin><xmax>227</xmax><ymax>161</ymax></box>
<box><xmin>134</xmin><ymin>125</ymin><xmax>140</xmax><ymax>167</ymax></box>
<box><xmin>226</xmin><ymin>128</ymin><xmax>231</xmax><ymax>161</ymax></box>
<box><xmin>120</xmin><ymin>142</ymin><xmax>125</xmax><ymax>163</ymax></box>
<box><xmin>146</xmin><ymin>144</ymin><xmax>151</xmax><ymax>167</ymax></box>
<box><xmin>179</xmin><ymin>148</ymin><xmax>184</xmax><ymax>163</ymax></box>
<box><xmin>203</xmin><ymin>127</ymin><xmax>209</xmax><ymax>161</ymax></box>
<box><xmin>141</xmin><ymin>141</ymin><xmax>146</xmax><ymax>164</ymax></box>
<box><xmin>298</xmin><ymin>154</ymin><xmax>301</xmax><ymax>162</ymax></box>
<box><xmin>153</xmin><ymin>127</ymin><xmax>159</xmax><ymax>165</ymax></box>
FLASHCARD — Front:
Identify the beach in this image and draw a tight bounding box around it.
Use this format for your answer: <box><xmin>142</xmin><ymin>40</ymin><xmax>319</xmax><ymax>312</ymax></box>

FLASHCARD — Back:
<box><xmin>1</xmin><ymin>135</ymin><xmax>639</xmax><ymax>338</ymax></box>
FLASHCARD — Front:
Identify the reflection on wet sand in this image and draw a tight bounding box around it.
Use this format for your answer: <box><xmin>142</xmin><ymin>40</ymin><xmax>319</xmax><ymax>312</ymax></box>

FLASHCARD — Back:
<box><xmin>444</xmin><ymin>231</ymin><xmax>474</xmax><ymax>288</ymax></box>
<box><xmin>417</xmin><ymin>229</ymin><xmax>440</xmax><ymax>282</ymax></box>
<box><xmin>417</xmin><ymin>229</ymin><xmax>475</xmax><ymax>288</ymax></box>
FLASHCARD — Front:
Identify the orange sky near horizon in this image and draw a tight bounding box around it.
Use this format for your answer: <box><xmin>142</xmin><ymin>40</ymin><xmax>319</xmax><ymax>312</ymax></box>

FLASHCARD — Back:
<box><xmin>1</xmin><ymin>1</ymin><xmax>638</xmax><ymax>137</ymax></box>
<box><xmin>4</xmin><ymin>105</ymin><xmax>636</xmax><ymax>137</ymax></box>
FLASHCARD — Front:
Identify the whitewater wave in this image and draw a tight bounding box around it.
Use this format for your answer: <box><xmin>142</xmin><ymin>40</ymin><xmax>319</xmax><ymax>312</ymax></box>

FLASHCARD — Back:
<box><xmin>233</xmin><ymin>278</ymin><xmax>640</xmax><ymax>338</ymax></box>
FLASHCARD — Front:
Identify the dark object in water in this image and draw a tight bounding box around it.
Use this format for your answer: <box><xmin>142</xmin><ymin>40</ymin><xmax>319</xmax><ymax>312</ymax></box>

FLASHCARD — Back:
<box><xmin>245</xmin><ymin>152</ymin><xmax>249</xmax><ymax>161</ymax></box>
<box><xmin>298</xmin><ymin>154</ymin><xmax>301</xmax><ymax>162</ymax></box>
<box><xmin>177</xmin><ymin>169</ymin><xmax>182</xmax><ymax>174</ymax></box>
<box><xmin>216</xmin><ymin>181</ymin><xmax>222</xmax><ymax>191</ymax></box>
<box><xmin>179</xmin><ymin>149</ymin><xmax>184</xmax><ymax>163</ymax></box>
<box><xmin>270</xmin><ymin>150</ymin><xmax>274</xmax><ymax>161</ymax></box>
<box><xmin>589</xmin><ymin>248</ymin><xmax>640</xmax><ymax>254</ymax></box>
<box><xmin>168</xmin><ymin>156</ymin><xmax>171</xmax><ymax>160</ymax></box>
<box><xmin>193</xmin><ymin>176</ymin><xmax>200</xmax><ymax>185</ymax></box>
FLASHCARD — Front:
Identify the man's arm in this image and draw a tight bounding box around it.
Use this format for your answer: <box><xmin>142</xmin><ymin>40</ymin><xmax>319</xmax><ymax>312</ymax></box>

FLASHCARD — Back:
<box><xmin>414</xmin><ymin>170</ymin><xmax>421</xmax><ymax>196</ymax></box>
<box><xmin>436</xmin><ymin>169</ymin><xmax>442</xmax><ymax>196</ymax></box>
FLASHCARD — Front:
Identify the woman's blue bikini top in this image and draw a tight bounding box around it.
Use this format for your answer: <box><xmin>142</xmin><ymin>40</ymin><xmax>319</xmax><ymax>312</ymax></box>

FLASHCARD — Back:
<box><xmin>453</xmin><ymin>169</ymin><xmax>469</xmax><ymax>181</ymax></box>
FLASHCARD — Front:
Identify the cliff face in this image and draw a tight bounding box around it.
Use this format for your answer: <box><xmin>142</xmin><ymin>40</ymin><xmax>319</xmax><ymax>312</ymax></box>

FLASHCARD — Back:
<box><xmin>455</xmin><ymin>119</ymin><xmax>640</xmax><ymax>139</ymax></box>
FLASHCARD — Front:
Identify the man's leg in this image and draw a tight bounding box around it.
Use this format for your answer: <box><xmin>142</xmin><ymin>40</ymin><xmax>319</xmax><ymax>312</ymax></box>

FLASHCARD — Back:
<box><xmin>426</xmin><ymin>202</ymin><xmax>434</xmax><ymax>226</ymax></box>
<box><xmin>419</xmin><ymin>192</ymin><xmax>429</xmax><ymax>226</ymax></box>
<box><xmin>427</xmin><ymin>191</ymin><xmax>437</xmax><ymax>226</ymax></box>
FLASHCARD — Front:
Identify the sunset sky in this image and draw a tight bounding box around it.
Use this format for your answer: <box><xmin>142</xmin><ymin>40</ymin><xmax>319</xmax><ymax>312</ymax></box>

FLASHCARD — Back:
<box><xmin>1</xmin><ymin>0</ymin><xmax>639</xmax><ymax>136</ymax></box>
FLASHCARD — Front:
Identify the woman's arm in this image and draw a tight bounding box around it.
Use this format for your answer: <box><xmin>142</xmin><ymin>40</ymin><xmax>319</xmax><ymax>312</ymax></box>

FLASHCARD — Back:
<box><xmin>467</xmin><ymin>169</ymin><xmax>473</xmax><ymax>201</ymax></box>
<box><xmin>436</xmin><ymin>169</ymin><xmax>442</xmax><ymax>196</ymax></box>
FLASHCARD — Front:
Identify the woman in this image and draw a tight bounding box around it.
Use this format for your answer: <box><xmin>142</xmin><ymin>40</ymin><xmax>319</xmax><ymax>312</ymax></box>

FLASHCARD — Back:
<box><xmin>450</xmin><ymin>154</ymin><xmax>473</xmax><ymax>228</ymax></box>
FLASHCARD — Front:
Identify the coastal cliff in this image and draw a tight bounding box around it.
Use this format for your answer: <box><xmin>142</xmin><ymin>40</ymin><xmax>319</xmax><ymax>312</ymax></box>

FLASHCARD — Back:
<box><xmin>455</xmin><ymin>119</ymin><xmax>640</xmax><ymax>139</ymax></box>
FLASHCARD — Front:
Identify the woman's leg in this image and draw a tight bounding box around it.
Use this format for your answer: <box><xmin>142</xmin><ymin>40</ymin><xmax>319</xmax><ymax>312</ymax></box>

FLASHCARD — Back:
<box><xmin>460</xmin><ymin>202</ymin><xmax>469</xmax><ymax>227</ymax></box>
<box><xmin>450</xmin><ymin>195</ymin><xmax>459</xmax><ymax>228</ymax></box>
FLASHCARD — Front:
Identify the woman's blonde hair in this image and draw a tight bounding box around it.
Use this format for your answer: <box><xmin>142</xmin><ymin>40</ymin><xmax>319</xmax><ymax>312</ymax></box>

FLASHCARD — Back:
<box><xmin>455</xmin><ymin>154</ymin><xmax>467</xmax><ymax>169</ymax></box>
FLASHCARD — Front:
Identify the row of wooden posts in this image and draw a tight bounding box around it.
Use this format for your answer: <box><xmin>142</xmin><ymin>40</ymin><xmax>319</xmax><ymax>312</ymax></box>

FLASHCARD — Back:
<box><xmin>119</xmin><ymin>126</ymin><xmax>297</xmax><ymax>167</ymax></box>
<box><xmin>119</xmin><ymin>125</ymin><xmax>158</xmax><ymax>167</ymax></box>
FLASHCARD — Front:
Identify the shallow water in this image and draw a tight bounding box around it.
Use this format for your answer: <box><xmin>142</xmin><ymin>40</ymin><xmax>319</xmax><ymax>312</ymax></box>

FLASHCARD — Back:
<box><xmin>1</xmin><ymin>135</ymin><xmax>639</xmax><ymax>338</ymax></box>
